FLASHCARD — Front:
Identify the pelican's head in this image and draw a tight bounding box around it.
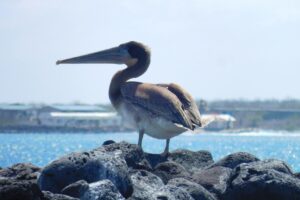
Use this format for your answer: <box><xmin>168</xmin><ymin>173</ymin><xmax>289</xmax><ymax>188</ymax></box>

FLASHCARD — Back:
<box><xmin>56</xmin><ymin>41</ymin><xmax>150</xmax><ymax>67</ymax></box>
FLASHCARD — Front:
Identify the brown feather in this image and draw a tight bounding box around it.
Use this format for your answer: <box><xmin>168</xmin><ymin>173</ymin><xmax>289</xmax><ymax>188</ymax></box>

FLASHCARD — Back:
<box><xmin>157</xmin><ymin>83</ymin><xmax>202</xmax><ymax>128</ymax></box>
<box><xmin>121</xmin><ymin>82</ymin><xmax>194</xmax><ymax>129</ymax></box>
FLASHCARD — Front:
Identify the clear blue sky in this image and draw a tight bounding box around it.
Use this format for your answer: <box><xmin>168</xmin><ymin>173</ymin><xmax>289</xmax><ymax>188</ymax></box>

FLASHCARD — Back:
<box><xmin>1</xmin><ymin>0</ymin><xmax>299</xmax><ymax>104</ymax></box>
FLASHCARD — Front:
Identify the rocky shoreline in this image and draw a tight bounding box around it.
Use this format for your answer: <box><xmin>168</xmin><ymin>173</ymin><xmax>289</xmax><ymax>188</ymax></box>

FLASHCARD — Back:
<box><xmin>1</xmin><ymin>140</ymin><xmax>300</xmax><ymax>200</ymax></box>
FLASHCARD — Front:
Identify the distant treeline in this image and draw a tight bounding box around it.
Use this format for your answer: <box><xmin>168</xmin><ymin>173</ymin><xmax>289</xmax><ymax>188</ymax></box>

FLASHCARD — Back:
<box><xmin>204</xmin><ymin>99</ymin><xmax>300</xmax><ymax>111</ymax></box>
<box><xmin>197</xmin><ymin>99</ymin><xmax>300</xmax><ymax>131</ymax></box>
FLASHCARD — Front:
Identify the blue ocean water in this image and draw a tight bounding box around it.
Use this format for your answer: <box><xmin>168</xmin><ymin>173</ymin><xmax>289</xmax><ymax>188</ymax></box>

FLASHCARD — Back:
<box><xmin>0</xmin><ymin>131</ymin><xmax>299</xmax><ymax>172</ymax></box>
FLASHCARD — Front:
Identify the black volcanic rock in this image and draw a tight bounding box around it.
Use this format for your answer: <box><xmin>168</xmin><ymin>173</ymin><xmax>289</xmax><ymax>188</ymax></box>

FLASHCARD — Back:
<box><xmin>2</xmin><ymin>141</ymin><xmax>300</xmax><ymax>200</ymax></box>
<box><xmin>247</xmin><ymin>159</ymin><xmax>294</xmax><ymax>174</ymax></box>
<box><xmin>168</xmin><ymin>149</ymin><xmax>214</xmax><ymax>173</ymax></box>
<box><xmin>42</xmin><ymin>191</ymin><xmax>79</xmax><ymax>200</ymax></box>
<box><xmin>167</xmin><ymin>178</ymin><xmax>217</xmax><ymax>200</ymax></box>
<box><xmin>61</xmin><ymin>180</ymin><xmax>89</xmax><ymax>198</ymax></box>
<box><xmin>129</xmin><ymin>170</ymin><xmax>196</xmax><ymax>200</ymax></box>
<box><xmin>295</xmin><ymin>172</ymin><xmax>300</xmax><ymax>179</ymax></box>
<box><xmin>153</xmin><ymin>185</ymin><xmax>194</xmax><ymax>200</ymax></box>
<box><xmin>38</xmin><ymin>149</ymin><xmax>133</xmax><ymax>198</ymax></box>
<box><xmin>144</xmin><ymin>153</ymin><xmax>168</xmax><ymax>168</ymax></box>
<box><xmin>99</xmin><ymin>141</ymin><xmax>152</xmax><ymax>170</ymax></box>
<box><xmin>153</xmin><ymin>161</ymin><xmax>190</xmax><ymax>184</ymax></box>
<box><xmin>192</xmin><ymin>166</ymin><xmax>232</xmax><ymax>196</ymax></box>
<box><xmin>102</xmin><ymin>140</ymin><xmax>116</xmax><ymax>146</ymax></box>
<box><xmin>0</xmin><ymin>163</ymin><xmax>41</xmax><ymax>181</ymax></box>
<box><xmin>129</xmin><ymin>170</ymin><xmax>164</xmax><ymax>200</ymax></box>
<box><xmin>0</xmin><ymin>178</ymin><xmax>42</xmax><ymax>200</ymax></box>
<box><xmin>222</xmin><ymin>159</ymin><xmax>298</xmax><ymax>200</ymax></box>
<box><xmin>208</xmin><ymin>152</ymin><xmax>259</xmax><ymax>169</ymax></box>
<box><xmin>81</xmin><ymin>179</ymin><xmax>124</xmax><ymax>200</ymax></box>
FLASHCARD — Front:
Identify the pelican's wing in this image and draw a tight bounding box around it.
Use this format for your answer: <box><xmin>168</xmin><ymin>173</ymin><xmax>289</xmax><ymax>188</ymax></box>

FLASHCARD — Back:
<box><xmin>157</xmin><ymin>83</ymin><xmax>203</xmax><ymax>128</ymax></box>
<box><xmin>121</xmin><ymin>82</ymin><xmax>193</xmax><ymax>129</ymax></box>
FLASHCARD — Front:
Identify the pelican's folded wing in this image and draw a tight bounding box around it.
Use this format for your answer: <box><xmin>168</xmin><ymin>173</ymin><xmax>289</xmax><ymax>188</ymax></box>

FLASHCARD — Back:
<box><xmin>157</xmin><ymin>83</ymin><xmax>202</xmax><ymax>128</ymax></box>
<box><xmin>121</xmin><ymin>82</ymin><xmax>193</xmax><ymax>129</ymax></box>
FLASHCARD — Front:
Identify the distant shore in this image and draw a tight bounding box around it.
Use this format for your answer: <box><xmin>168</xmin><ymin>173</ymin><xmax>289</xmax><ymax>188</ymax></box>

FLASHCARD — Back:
<box><xmin>1</xmin><ymin>100</ymin><xmax>300</xmax><ymax>133</ymax></box>
<box><xmin>0</xmin><ymin>127</ymin><xmax>299</xmax><ymax>134</ymax></box>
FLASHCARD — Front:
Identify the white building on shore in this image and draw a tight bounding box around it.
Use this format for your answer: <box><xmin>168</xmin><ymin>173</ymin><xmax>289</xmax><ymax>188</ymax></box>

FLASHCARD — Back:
<box><xmin>37</xmin><ymin>105</ymin><xmax>123</xmax><ymax>131</ymax></box>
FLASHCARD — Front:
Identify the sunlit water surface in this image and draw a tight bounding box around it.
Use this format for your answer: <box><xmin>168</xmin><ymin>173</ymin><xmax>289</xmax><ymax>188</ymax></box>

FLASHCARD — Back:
<box><xmin>0</xmin><ymin>131</ymin><xmax>299</xmax><ymax>172</ymax></box>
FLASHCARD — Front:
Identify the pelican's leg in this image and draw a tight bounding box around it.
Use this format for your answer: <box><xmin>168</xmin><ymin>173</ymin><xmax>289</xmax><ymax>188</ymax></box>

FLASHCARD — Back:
<box><xmin>138</xmin><ymin>130</ymin><xmax>144</xmax><ymax>148</ymax></box>
<box><xmin>162</xmin><ymin>138</ymin><xmax>170</xmax><ymax>156</ymax></box>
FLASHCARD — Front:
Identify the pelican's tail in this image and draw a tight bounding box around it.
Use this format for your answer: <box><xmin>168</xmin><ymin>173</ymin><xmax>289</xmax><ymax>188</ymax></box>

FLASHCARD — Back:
<box><xmin>200</xmin><ymin>115</ymin><xmax>216</xmax><ymax>128</ymax></box>
<box><xmin>190</xmin><ymin>115</ymin><xmax>216</xmax><ymax>133</ymax></box>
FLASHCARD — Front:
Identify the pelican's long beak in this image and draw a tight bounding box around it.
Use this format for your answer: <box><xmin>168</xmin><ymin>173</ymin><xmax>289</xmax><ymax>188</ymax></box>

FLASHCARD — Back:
<box><xmin>56</xmin><ymin>46</ymin><xmax>131</xmax><ymax>65</ymax></box>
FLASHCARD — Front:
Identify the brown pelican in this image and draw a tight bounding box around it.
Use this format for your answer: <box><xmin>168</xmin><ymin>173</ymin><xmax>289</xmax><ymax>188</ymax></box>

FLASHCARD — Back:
<box><xmin>57</xmin><ymin>41</ymin><xmax>206</xmax><ymax>155</ymax></box>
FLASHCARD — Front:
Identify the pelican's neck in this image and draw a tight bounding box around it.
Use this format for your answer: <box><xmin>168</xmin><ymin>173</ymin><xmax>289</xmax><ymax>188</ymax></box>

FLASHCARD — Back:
<box><xmin>109</xmin><ymin>56</ymin><xmax>150</xmax><ymax>109</ymax></box>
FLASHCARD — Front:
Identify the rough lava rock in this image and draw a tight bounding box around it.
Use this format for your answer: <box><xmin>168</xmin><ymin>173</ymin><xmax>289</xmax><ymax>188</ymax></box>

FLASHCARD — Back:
<box><xmin>168</xmin><ymin>149</ymin><xmax>214</xmax><ymax>173</ymax></box>
<box><xmin>81</xmin><ymin>179</ymin><xmax>124</xmax><ymax>200</ymax></box>
<box><xmin>236</xmin><ymin>159</ymin><xmax>294</xmax><ymax>175</ymax></box>
<box><xmin>295</xmin><ymin>172</ymin><xmax>300</xmax><ymax>179</ymax></box>
<box><xmin>153</xmin><ymin>185</ymin><xmax>194</xmax><ymax>200</ymax></box>
<box><xmin>0</xmin><ymin>178</ymin><xmax>42</xmax><ymax>200</ymax></box>
<box><xmin>102</xmin><ymin>140</ymin><xmax>116</xmax><ymax>146</ymax></box>
<box><xmin>223</xmin><ymin>167</ymin><xmax>300</xmax><ymax>200</ymax></box>
<box><xmin>99</xmin><ymin>141</ymin><xmax>152</xmax><ymax>170</ymax></box>
<box><xmin>129</xmin><ymin>169</ymin><xmax>164</xmax><ymax>200</ymax></box>
<box><xmin>144</xmin><ymin>153</ymin><xmax>168</xmax><ymax>168</ymax></box>
<box><xmin>42</xmin><ymin>191</ymin><xmax>79</xmax><ymax>200</ymax></box>
<box><xmin>38</xmin><ymin>149</ymin><xmax>133</xmax><ymax>198</ymax></box>
<box><xmin>61</xmin><ymin>180</ymin><xmax>89</xmax><ymax>198</ymax></box>
<box><xmin>0</xmin><ymin>163</ymin><xmax>43</xmax><ymax>200</ymax></box>
<box><xmin>0</xmin><ymin>163</ymin><xmax>41</xmax><ymax>181</ymax></box>
<box><xmin>192</xmin><ymin>166</ymin><xmax>232</xmax><ymax>197</ymax></box>
<box><xmin>222</xmin><ymin>159</ymin><xmax>297</xmax><ymax>200</ymax></box>
<box><xmin>167</xmin><ymin>178</ymin><xmax>217</xmax><ymax>200</ymax></box>
<box><xmin>2</xmin><ymin>141</ymin><xmax>300</xmax><ymax>200</ymax></box>
<box><xmin>208</xmin><ymin>152</ymin><xmax>259</xmax><ymax>169</ymax></box>
<box><xmin>153</xmin><ymin>161</ymin><xmax>190</xmax><ymax>184</ymax></box>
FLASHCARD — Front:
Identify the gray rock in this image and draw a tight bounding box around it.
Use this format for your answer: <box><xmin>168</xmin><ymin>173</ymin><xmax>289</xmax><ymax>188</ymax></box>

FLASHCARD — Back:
<box><xmin>168</xmin><ymin>149</ymin><xmax>214</xmax><ymax>173</ymax></box>
<box><xmin>129</xmin><ymin>170</ymin><xmax>164</xmax><ymax>200</ymax></box>
<box><xmin>81</xmin><ymin>179</ymin><xmax>124</xmax><ymax>200</ymax></box>
<box><xmin>192</xmin><ymin>166</ymin><xmax>232</xmax><ymax>196</ymax></box>
<box><xmin>61</xmin><ymin>180</ymin><xmax>89</xmax><ymax>198</ymax></box>
<box><xmin>168</xmin><ymin>178</ymin><xmax>217</xmax><ymax>200</ymax></box>
<box><xmin>0</xmin><ymin>163</ymin><xmax>41</xmax><ymax>181</ymax></box>
<box><xmin>153</xmin><ymin>185</ymin><xmax>194</xmax><ymax>200</ymax></box>
<box><xmin>208</xmin><ymin>152</ymin><xmax>259</xmax><ymax>169</ymax></box>
<box><xmin>144</xmin><ymin>153</ymin><xmax>168</xmax><ymax>169</ymax></box>
<box><xmin>42</xmin><ymin>191</ymin><xmax>79</xmax><ymax>200</ymax></box>
<box><xmin>0</xmin><ymin>178</ymin><xmax>43</xmax><ymax>200</ymax></box>
<box><xmin>102</xmin><ymin>140</ymin><xmax>116</xmax><ymax>146</ymax></box>
<box><xmin>153</xmin><ymin>161</ymin><xmax>190</xmax><ymax>184</ymax></box>
<box><xmin>295</xmin><ymin>172</ymin><xmax>300</xmax><ymax>179</ymax></box>
<box><xmin>223</xmin><ymin>168</ymin><xmax>300</xmax><ymax>200</ymax></box>
<box><xmin>99</xmin><ymin>141</ymin><xmax>152</xmax><ymax>170</ymax></box>
<box><xmin>38</xmin><ymin>150</ymin><xmax>133</xmax><ymax>198</ymax></box>
<box><xmin>234</xmin><ymin>159</ymin><xmax>294</xmax><ymax>175</ymax></box>
<box><xmin>4</xmin><ymin>141</ymin><xmax>299</xmax><ymax>200</ymax></box>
